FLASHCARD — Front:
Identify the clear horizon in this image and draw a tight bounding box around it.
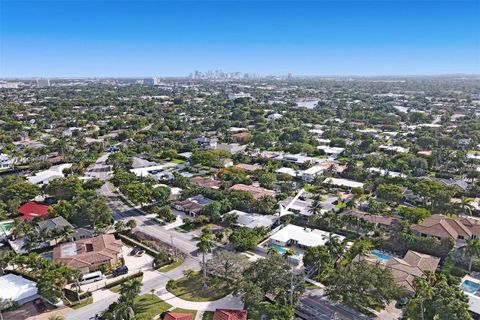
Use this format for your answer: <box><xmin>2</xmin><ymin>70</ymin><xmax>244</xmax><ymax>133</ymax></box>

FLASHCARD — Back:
<box><xmin>1</xmin><ymin>0</ymin><xmax>479</xmax><ymax>77</ymax></box>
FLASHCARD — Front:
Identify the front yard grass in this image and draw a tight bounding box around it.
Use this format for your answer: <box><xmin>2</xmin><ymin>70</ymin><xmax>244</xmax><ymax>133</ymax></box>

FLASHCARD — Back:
<box><xmin>70</xmin><ymin>296</ymin><xmax>93</xmax><ymax>309</ymax></box>
<box><xmin>166</xmin><ymin>272</ymin><xmax>232</xmax><ymax>302</ymax></box>
<box><xmin>158</xmin><ymin>257</ymin><xmax>185</xmax><ymax>273</ymax></box>
<box><xmin>133</xmin><ymin>294</ymin><xmax>172</xmax><ymax>320</ymax></box>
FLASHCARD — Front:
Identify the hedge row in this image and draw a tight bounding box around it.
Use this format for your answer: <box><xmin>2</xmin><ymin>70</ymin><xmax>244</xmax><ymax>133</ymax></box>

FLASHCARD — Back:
<box><xmin>104</xmin><ymin>271</ymin><xmax>144</xmax><ymax>289</ymax></box>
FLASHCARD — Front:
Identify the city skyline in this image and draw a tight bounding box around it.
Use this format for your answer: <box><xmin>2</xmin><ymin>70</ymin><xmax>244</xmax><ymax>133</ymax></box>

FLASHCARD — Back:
<box><xmin>1</xmin><ymin>0</ymin><xmax>479</xmax><ymax>77</ymax></box>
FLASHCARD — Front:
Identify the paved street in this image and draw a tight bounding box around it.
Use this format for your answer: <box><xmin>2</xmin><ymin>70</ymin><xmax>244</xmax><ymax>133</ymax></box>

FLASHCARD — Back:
<box><xmin>295</xmin><ymin>289</ymin><xmax>370</xmax><ymax>320</ymax></box>
<box><xmin>63</xmin><ymin>155</ymin><xmax>226</xmax><ymax>319</ymax></box>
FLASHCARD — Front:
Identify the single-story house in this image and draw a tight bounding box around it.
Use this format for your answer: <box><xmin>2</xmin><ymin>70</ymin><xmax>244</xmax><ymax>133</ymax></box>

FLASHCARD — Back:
<box><xmin>269</xmin><ymin>224</ymin><xmax>346</xmax><ymax>249</ymax></box>
<box><xmin>235</xmin><ymin>163</ymin><xmax>262</xmax><ymax>172</ymax></box>
<box><xmin>214</xmin><ymin>309</ymin><xmax>247</xmax><ymax>320</ymax></box>
<box><xmin>228</xmin><ymin>210</ymin><xmax>277</xmax><ymax>229</ymax></box>
<box><xmin>191</xmin><ymin>176</ymin><xmax>222</xmax><ymax>189</ymax></box>
<box><xmin>53</xmin><ymin>234</ymin><xmax>123</xmax><ymax>273</ymax></box>
<box><xmin>27</xmin><ymin>163</ymin><xmax>72</xmax><ymax>185</ymax></box>
<box><xmin>18</xmin><ymin>201</ymin><xmax>50</xmax><ymax>221</ymax></box>
<box><xmin>323</xmin><ymin>177</ymin><xmax>364</xmax><ymax>190</ymax></box>
<box><xmin>163</xmin><ymin>311</ymin><xmax>193</xmax><ymax>320</ymax></box>
<box><xmin>230</xmin><ymin>184</ymin><xmax>276</xmax><ymax>200</ymax></box>
<box><xmin>0</xmin><ymin>274</ymin><xmax>39</xmax><ymax>309</ymax></box>
<box><xmin>173</xmin><ymin>195</ymin><xmax>213</xmax><ymax>216</ymax></box>
<box><xmin>341</xmin><ymin>209</ymin><xmax>398</xmax><ymax>229</ymax></box>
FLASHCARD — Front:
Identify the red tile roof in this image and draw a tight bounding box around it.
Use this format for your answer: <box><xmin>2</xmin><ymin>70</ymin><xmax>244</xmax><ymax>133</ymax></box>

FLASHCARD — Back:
<box><xmin>18</xmin><ymin>201</ymin><xmax>50</xmax><ymax>220</ymax></box>
<box><xmin>214</xmin><ymin>309</ymin><xmax>247</xmax><ymax>320</ymax></box>
<box><xmin>230</xmin><ymin>184</ymin><xmax>276</xmax><ymax>200</ymax></box>
<box><xmin>53</xmin><ymin>234</ymin><xmax>122</xmax><ymax>270</ymax></box>
<box><xmin>163</xmin><ymin>312</ymin><xmax>193</xmax><ymax>320</ymax></box>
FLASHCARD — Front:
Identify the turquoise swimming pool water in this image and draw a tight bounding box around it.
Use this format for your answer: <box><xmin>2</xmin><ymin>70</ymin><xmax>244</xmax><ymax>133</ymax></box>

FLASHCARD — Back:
<box><xmin>269</xmin><ymin>245</ymin><xmax>302</xmax><ymax>260</ymax></box>
<box><xmin>370</xmin><ymin>250</ymin><xmax>392</xmax><ymax>262</ymax></box>
<box><xmin>461</xmin><ymin>280</ymin><xmax>480</xmax><ymax>294</ymax></box>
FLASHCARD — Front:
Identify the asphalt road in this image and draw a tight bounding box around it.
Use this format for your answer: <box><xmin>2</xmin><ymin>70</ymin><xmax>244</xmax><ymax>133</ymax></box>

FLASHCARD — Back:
<box><xmin>64</xmin><ymin>154</ymin><xmax>205</xmax><ymax>319</ymax></box>
<box><xmin>296</xmin><ymin>293</ymin><xmax>371</xmax><ymax>320</ymax></box>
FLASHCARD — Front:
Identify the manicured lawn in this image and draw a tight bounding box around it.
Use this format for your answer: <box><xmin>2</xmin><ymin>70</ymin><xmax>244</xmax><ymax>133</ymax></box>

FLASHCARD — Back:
<box><xmin>167</xmin><ymin>273</ymin><xmax>232</xmax><ymax>302</ymax></box>
<box><xmin>202</xmin><ymin>311</ymin><xmax>215</xmax><ymax>320</ymax></box>
<box><xmin>70</xmin><ymin>297</ymin><xmax>93</xmax><ymax>309</ymax></box>
<box><xmin>171</xmin><ymin>308</ymin><xmax>197</xmax><ymax>318</ymax></box>
<box><xmin>134</xmin><ymin>294</ymin><xmax>172</xmax><ymax>320</ymax></box>
<box><xmin>158</xmin><ymin>257</ymin><xmax>185</xmax><ymax>273</ymax></box>
<box><xmin>171</xmin><ymin>158</ymin><xmax>185</xmax><ymax>164</ymax></box>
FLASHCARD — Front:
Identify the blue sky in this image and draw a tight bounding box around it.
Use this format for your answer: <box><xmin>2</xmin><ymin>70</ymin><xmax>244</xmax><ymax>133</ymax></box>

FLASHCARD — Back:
<box><xmin>1</xmin><ymin>0</ymin><xmax>479</xmax><ymax>77</ymax></box>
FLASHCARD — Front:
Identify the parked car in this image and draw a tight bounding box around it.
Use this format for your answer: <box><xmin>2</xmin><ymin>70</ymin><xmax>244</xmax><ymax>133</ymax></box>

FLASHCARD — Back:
<box><xmin>130</xmin><ymin>246</ymin><xmax>142</xmax><ymax>256</ymax></box>
<box><xmin>135</xmin><ymin>249</ymin><xmax>146</xmax><ymax>257</ymax></box>
<box><xmin>112</xmin><ymin>265</ymin><xmax>129</xmax><ymax>277</ymax></box>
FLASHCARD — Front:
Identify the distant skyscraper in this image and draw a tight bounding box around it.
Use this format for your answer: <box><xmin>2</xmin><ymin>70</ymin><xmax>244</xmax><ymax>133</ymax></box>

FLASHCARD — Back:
<box><xmin>36</xmin><ymin>79</ymin><xmax>50</xmax><ymax>88</ymax></box>
<box><xmin>143</xmin><ymin>77</ymin><xmax>161</xmax><ymax>85</ymax></box>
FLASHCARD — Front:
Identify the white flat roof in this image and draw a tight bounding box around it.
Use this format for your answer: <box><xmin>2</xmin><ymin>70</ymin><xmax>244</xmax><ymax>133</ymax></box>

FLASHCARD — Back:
<box><xmin>323</xmin><ymin>177</ymin><xmax>364</xmax><ymax>189</ymax></box>
<box><xmin>270</xmin><ymin>224</ymin><xmax>345</xmax><ymax>247</ymax></box>
<box><xmin>0</xmin><ymin>274</ymin><xmax>37</xmax><ymax>303</ymax></box>
<box><xmin>130</xmin><ymin>165</ymin><xmax>164</xmax><ymax>177</ymax></box>
<box><xmin>229</xmin><ymin>210</ymin><xmax>277</xmax><ymax>228</ymax></box>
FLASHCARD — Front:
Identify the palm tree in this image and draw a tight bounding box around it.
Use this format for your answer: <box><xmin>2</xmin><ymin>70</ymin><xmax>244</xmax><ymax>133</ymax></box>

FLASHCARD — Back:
<box><xmin>465</xmin><ymin>239</ymin><xmax>480</xmax><ymax>272</ymax></box>
<box><xmin>459</xmin><ymin>197</ymin><xmax>474</xmax><ymax>216</ymax></box>
<box><xmin>125</xmin><ymin>219</ymin><xmax>137</xmax><ymax>230</ymax></box>
<box><xmin>120</xmin><ymin>278</ymin><xmax>141</xmax><ymax>303</ymax></box>
<box><xmin>114</xmin><ymin>221</ymin><xmax>126</xmax><ymax>233</ymax></box>
<box><xmin>267</xmin><ymin>246</ymin><xmax>279</xmax><ymax>255</ymax></box>
<box><xmin>197</xmin><ymin>231</ymin><xmax>214</xmax><ymax>287</ymax></box>
<box><xmin>113</xmin><ymin>297</ymin><xmax>135</xmax><ymax>320</ymax></box>
<box><xmin>413</xmin><ymin>277</ymin><xmax>433</xmax><ymax>320</ymax></box>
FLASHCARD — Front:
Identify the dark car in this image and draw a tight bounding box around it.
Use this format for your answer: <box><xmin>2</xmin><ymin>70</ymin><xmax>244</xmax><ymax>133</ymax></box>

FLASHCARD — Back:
<box><xmin>130</xmin><ymin>246</ymin><xmax>141</xmax><ymax>256</ymax></box>
<box><xmin>112</xmin><ymin>265</ymin><xmax>128</xmax><ymax>277</ymax></box>
<box><xmin>33</xmin><ymin>298</ymin><xmax>47</xmax><ymax>312</ymax></box>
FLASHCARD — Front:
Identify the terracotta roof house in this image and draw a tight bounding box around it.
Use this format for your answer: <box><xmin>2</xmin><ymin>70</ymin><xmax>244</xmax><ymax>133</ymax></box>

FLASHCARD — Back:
<box><xmin>386</xmin><ymin>251</ymin><xmax>440</xmax><ymax>293</ymax></box>
<box><xmin>191</xmin><ymin>176</ymin><xmax>222</xmax><ymax>189</ymax></box>
<box><xmin>341</xmin><ymin>209</ymin><xmax>398</xmax><ymax>228</ymax></box>
<box><xmin>53</xmin><ymin>234</ymin><xmax>123</xmax><ymax>273</ymax></box>
<box><xmin>18</xmin><ymin>201</ymin><xmax>50</xmax><ymax>221</ymax></box>
<box><xmin>411</xmin><ymin>214</ymin><xmax>480</xmax><ymax>245</ymax></box>
<box><xmin>355</xmin><ymin>250</ymin><xmax>440</xmax><ymax>293</ymax></box>
<box><xmin>173</xmin><ymin>195</ymin><xmax>213</xmax><ymax>217</ymax></box>
<box><xmin>230</xmin><ymin>184</ymin><xmax>276</xmax><ymax>200</ymax></box>
<box><xmin>214</xmin><ymin>309</ymin><xmax>247</xmax><ymax>320</ymax></box>
<box><xmin>163</xmin><ymin>312</ymin><xmax>193</xmax><ymax>320</ymax></box>
<box><xmin>231</xmin><ymin>131</ymin><xmax>251</xmax><ymax>143</ymax></box>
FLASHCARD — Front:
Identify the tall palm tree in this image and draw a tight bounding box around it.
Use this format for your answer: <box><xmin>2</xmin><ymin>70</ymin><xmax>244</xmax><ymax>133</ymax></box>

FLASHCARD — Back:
<box><xmin>465</xmin><ymin>239</ymin><xmax>480</xmax><ymax>272</ymax></box>
<box><xmin>125</xmin><ymin>219</ymin><xmax>137</xmax><ymax>230</ymax></box>
<box><xmin>197</xmin><ymin>232</ymin><xmax>214</xmax><ymax>287</ymax></box>
<box><xmin>413</xmin><ymin>277</ymin><xmax>433</xmax><ymax>320</ymax></box>
<box><xmin>113</xmin><ymin>298</ymin><xmax>135</xmax><ymax>320</ymax></box>
<box><xmin>120</xmin><ymin>278</ymin><xmax>141</xmax><ymax>303</ymax></box>
<box><xmin>459</xmin><ymin>197</ymin><xmax>474</xmax><ymax>216</ymax></box>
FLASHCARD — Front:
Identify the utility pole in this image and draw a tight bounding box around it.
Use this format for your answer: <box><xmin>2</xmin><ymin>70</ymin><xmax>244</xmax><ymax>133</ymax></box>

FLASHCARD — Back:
<box><xmin>290</xmin><ymin>272</ymin><xmax>294</xmax><ymax>306</ymax></box>
<box><xmin>170</xmin><ymin>234</ymin><xmax>176</xmax><ymax>260</ymax></box>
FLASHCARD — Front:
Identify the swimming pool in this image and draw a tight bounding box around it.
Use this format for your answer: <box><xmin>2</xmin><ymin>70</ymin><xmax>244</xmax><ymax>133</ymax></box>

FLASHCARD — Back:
<box><xmin>461</xmin><ymin>280</ymin><xmax>480</xmax><ymax>294</ymax></box>
<box><xmin>269</xmin><ymin>245</ymin><xmax>302</xmax><ymax>260</ymax></box>
<box><xmin>370</xmin><ymin>250</ymin><xmax>392</xmax><ymax>262</ymax></box>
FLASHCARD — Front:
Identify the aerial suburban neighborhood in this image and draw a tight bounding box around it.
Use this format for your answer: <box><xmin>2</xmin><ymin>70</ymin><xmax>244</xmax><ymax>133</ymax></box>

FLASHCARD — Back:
<box><xmin>0</xmin><ymin>75</ymin><xmax>478</xmax><ymax>320</ymax></box>
<box><xmin>1</xmin><ymin>0</ymin><xmax>479</xmax><ymax>319</ymax></box>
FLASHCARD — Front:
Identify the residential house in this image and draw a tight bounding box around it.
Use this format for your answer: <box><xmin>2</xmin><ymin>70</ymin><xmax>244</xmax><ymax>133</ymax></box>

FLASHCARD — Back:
<box><xmin>191</xmin><ymin>176</ymin><xmax>222</xmax><ymax>189</ymax></box>
<box><xmin>53</xmin><ymin>234</ymin><xmax>123</xmax><ymax>273</ymax></box>
<box><xmin>230</xmin><ymin>184</ymin><xmax>276</xmax><ymax>200</ymax></box>
<box><xmin>411</xmin><ymin>214</ymin><xmax>480</xmax><ymax>246</ymax></box>
<box><xmin>323</xmin><ymin>177</ymin><xmax>364</xmax><ymax>190</ymax></box>
<box><xmin>163</xmin><ymin>312</ymin><xmax>193</xmax><ymax>320</ymax></box>
<box><xmin>355</xmin><ymin>250</ymin><xmax>440</xmax><ymax>294</ymax></box>
<box><xmin>18</xmin><ymin>201</ymin><xmax>50</xmax><ymax>221</ymax></box>
<box><xmin>214</xmin><ymin>309</ymin><xmax>247</xmax><ymax>320</ymax></box>
<box><xmin>228</xmin><ymin>210</ymin><xmax>278</xmax><ymax>229</ymax></box>
<box><xmin>0</xmin><ymin>274</ymin><xmax>39</xmax><ymax>309</ymax></box>
<box><xmin>173</xmin><ymin>195</ymin><xmax>213</xmax><ymax>217</ymax></box>
<box><xmin>27</xmin><ymin>163</ymin><xmax>73</xmax><ymax>185</ymax></box>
